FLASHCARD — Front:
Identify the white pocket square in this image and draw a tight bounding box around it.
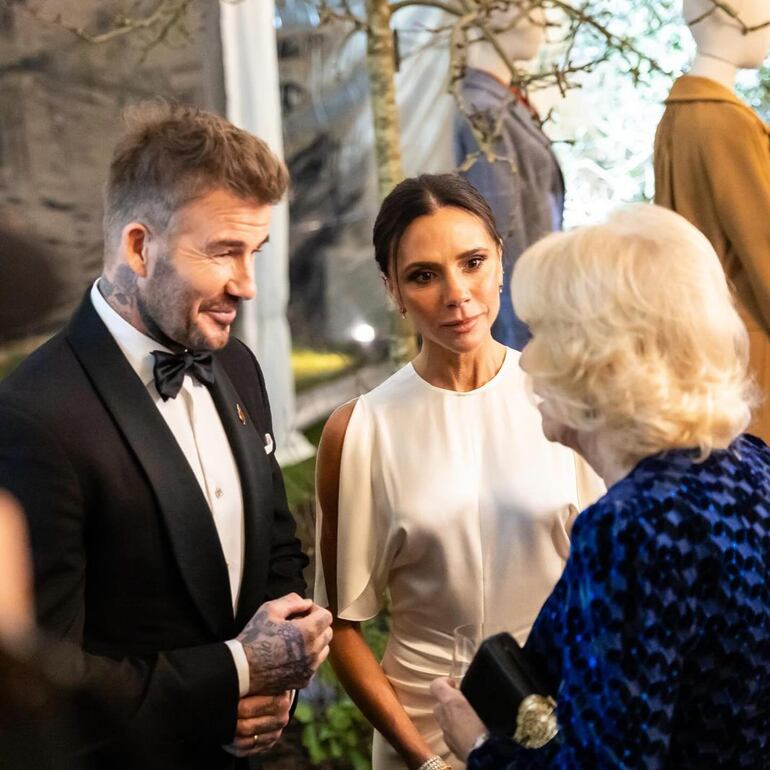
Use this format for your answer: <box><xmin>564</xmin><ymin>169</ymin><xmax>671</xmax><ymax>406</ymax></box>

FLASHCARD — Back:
<box><xmin>263</xmin><ymin>433</ymin><xmax>274</xmax><ymax>455</ymax></box>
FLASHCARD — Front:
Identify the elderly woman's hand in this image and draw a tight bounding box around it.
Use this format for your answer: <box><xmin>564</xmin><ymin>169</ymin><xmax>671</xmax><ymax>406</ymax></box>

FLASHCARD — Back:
<box><xmin>430</xmin><ymin>678</ymin><xmax>487</xmax><ymax>762</ymax></box>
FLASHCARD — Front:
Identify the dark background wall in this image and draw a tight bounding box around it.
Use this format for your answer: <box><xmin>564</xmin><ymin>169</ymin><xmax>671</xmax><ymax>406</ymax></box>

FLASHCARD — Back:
<box><xmin>0</xmin><ymin>0</ymin><xmax>224</xmax><ymax>337</ymax></box>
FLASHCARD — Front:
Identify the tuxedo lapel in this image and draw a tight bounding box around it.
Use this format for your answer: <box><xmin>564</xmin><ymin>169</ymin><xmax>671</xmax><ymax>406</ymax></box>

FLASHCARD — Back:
<box><xmin>66</xmin><ymin>296</ymin><xmax>233</xmax><ymax>639</ymax></box>
<box><xmin>208</xmin><ymin>358</ymin><xmax>275</xmax><ymax>629</ymax></box>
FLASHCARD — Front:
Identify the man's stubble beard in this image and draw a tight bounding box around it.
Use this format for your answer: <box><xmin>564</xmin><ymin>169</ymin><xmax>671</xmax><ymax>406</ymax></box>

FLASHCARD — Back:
<box><xmin>138</xmin><ymin>255</ymin><xmax>214</xmax><ymax>351</ymax></box>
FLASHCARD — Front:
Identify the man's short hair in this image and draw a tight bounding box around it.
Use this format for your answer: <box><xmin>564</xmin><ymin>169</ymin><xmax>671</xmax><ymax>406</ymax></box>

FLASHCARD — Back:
<box><xmin>512</xmin><ymin>203</ymin><xmax>755</xmax><ymax>467</ymax></box>
<box><xmin>103</xmin><ymin>101</ymin><xmax>289</xmax><ymax>254</ymax></box>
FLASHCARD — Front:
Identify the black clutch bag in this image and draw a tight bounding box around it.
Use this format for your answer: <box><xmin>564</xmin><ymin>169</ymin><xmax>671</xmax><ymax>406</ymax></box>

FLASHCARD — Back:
<box><xmin>460</xmin><ymin>631</ymin><xmax>559</xmax><ymax>749</ymax></box>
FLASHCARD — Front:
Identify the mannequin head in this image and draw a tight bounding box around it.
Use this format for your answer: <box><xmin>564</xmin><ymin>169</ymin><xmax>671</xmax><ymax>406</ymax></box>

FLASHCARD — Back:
<box><xmin>684</xmin><ymin>0</ymin><xmax>770</xmax><ymax>70</ymax></box>
<box><xmin>466</xmin><ymin>2</ymin><xmax>546</xmax><ymax>79</ymax></box>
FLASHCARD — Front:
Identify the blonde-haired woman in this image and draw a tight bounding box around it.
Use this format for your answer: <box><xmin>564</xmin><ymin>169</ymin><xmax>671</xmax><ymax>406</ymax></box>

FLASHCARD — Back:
<box><xmin>433</xmin><ymin>203</ymin><xmax>770</xmax><ymax>769</ymax></box>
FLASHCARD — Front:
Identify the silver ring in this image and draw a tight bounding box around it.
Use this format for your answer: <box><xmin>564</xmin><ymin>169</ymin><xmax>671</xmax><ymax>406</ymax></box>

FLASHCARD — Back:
<box><xmin>252</xmin><ymin>733</ymin><xmax>259</xmax><ymax>746</ymax></box>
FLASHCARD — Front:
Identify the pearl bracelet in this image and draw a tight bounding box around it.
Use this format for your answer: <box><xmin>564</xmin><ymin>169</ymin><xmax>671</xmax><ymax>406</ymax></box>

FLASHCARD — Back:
<box><xmin>416</xmin><ymin>756</ymin><xmax>451</xmax><ymax>770</ymax></box>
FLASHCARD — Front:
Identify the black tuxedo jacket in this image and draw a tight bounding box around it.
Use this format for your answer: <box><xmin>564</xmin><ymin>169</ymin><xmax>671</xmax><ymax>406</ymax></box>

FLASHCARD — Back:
<box><xmin>0</xmin><ymin>295</ymin><xmax>308</xmax><ymax>769</ymax></box>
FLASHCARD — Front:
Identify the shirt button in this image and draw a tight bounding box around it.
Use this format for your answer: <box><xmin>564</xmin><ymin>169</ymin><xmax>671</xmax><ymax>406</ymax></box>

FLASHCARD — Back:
<box><xmin>215</xmin><ymin>487</ymin><xmax>224</xmax><ymax>499</ymax></box>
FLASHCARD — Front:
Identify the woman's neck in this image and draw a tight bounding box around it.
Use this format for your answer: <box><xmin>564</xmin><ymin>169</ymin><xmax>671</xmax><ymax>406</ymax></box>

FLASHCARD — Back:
<box><xmin>571</xmin><ymin>430</ymin><xmax>633</xmax><ymax>488</ymax></box>
<box><xmin>412</xmin><ymin>338</ymin><xmax>507</xmax><ymax>392</ymax></box>
<box><xmin>688</xmin><ymin>52</ymin><xmax>738</xmax><ymax>90</ymax></box>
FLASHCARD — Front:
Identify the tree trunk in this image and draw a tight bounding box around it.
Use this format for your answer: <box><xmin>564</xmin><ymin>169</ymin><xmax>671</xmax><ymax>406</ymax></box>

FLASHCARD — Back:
<box><xmin>365</xmin><ymin>0</ymin><xmax>417</xmax><ymax>362</ymax></box>
<box><xmin>365</xmin><ymin>0</ymin><xmax>404</xmax><ymax>198</ymax></box>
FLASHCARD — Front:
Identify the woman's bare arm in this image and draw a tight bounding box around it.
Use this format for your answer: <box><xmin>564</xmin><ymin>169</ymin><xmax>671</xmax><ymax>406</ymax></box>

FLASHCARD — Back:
<box><xmin>317</xmin><ymin>401</ymin><xmax>436</xmax><ymax>769</ymax></box>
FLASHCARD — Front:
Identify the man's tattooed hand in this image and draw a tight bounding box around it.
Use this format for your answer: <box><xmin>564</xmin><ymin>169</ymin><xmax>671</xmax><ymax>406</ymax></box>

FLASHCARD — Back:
<box><xmin>237</xmin><ymin>594</ymin><xmax>333</xmax><ymax>695</ymax></box>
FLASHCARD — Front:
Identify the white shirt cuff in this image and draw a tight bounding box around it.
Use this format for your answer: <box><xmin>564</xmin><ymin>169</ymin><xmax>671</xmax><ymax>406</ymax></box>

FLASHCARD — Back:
<box><xmin>225</xmin><ymin>639</ymin><xmax>250</xmax><ymax>697</ymax></box>
<box><xmin>471</xmin><ymin>732</ymin><xmax>489</xmax><ymax>753</ymax></box>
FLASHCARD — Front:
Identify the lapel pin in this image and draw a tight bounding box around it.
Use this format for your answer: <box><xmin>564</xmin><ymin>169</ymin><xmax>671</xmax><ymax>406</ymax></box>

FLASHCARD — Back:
<box><xmin>236</xmin><ymin>403</ymin><xmax>246</xmax><ymax>425</ymax></box>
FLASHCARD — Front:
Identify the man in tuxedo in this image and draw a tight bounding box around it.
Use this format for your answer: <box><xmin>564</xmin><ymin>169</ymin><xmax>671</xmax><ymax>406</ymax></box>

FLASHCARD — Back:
<box><xmin>0</xmin><ymin>103</ymin><xmax>332</xmax><ymax>769</ymax></box>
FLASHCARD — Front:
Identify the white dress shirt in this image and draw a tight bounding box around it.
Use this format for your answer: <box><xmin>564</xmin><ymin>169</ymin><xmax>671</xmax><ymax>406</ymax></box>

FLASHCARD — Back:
<box><xmin>90</xmin><ymin>282</ymin><xmax>250</xmax><ymax>696</ymax></box>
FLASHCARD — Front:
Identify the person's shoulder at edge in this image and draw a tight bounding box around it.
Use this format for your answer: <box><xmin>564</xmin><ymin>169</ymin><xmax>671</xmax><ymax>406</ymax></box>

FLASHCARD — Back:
<box><xmin>0</xmin><ymin>326</ymin><xmax>69</xmax><ymax>393</ymax></box>
<box><xmin>0</xmin><ymin>330</ymin><xmax>83</xmax><ymax>436</ymax></box>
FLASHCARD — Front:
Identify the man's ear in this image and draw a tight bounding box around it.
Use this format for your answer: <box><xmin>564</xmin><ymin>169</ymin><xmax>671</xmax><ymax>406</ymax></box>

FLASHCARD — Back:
<box><xmin>119</xmin><ymin>222</ymin><xmax>152</xmax><ymax>278</ymax></box>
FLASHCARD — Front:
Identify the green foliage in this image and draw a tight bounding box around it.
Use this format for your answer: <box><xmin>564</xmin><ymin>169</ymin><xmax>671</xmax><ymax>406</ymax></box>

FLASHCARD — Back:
<box><xmin>296</xmin><ymin>614</ymin><xmax>390</xmax><ymax>770</ymax></box>
<box><xmin>295</xmin><ymin>687</ymin><xmax>371</xmax><ymax>770</ymax></box>
<box><xmin>282</xmin><ymin>419</ymin><xmax>326</xmax><ymax>511</ymax></box>
<box><xmin>737</xmin><ymin>61</ymin><xmax>770</xmax><ymax>121</ymax></box>
<box><xmin>282</xmin><ymin>413</ymin><xmax>391</xmax><ymax>769</ymax></box>
<box><xmin>282</xmin><ymin>453</ymin><xmax>317</xmax><ymax>512</ymax></box>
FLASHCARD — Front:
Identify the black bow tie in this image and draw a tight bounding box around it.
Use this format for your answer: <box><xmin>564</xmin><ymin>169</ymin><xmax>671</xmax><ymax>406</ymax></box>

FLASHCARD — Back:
<box><xmin>151</xmin><ymin>349</ymin><xmax>215</xmax><ymax>401</ymax></box>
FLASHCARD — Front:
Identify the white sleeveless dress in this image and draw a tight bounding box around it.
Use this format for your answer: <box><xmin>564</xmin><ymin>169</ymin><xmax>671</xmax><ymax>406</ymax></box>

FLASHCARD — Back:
<box><xmin>315</xmin><ymin>349</ymin><xmax>602</xmax><ymax>769</ymax></box>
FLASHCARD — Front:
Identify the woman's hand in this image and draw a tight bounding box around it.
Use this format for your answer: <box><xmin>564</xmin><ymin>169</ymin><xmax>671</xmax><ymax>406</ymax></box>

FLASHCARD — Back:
<box><xmin>430</xmin><ymin>678</ymin><xmax>487</xmax><ymax>762</ymax></box>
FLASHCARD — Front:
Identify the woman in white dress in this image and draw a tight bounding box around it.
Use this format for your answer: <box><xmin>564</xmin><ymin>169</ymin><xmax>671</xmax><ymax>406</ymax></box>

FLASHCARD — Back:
<box><xmin>314</xmin><ymin>174</ymin><xmax>601</xmax><ymax>770</ymax></box>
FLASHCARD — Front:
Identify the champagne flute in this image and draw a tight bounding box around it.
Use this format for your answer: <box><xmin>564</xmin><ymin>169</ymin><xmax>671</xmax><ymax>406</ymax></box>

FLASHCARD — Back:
<box><xmin>450</xmin><ymin>622</ymin><xmax>482</xmax><ymax>684</ymax></box>
<box><xmin>451</xmin><ymin>621</ymin><xmax>517</xmax><ymax>684</ymax></box>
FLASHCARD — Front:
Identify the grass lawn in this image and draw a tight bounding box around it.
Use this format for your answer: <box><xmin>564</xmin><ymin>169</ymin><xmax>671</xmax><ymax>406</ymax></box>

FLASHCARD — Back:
<box><xmin>292</xmin><ymin>348</ymin><xmax>357</xmax><ymax>393</ymax></box>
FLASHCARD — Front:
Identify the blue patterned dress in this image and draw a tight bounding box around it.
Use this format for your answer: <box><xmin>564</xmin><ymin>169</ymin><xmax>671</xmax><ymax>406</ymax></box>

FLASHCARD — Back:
<box><xmin>468</xmin><ymin>434</ymin><xmax>770</xmax><ymax>769</ymax></box>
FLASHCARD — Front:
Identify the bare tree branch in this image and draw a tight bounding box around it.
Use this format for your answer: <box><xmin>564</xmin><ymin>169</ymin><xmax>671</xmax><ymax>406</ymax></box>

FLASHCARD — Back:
<box><xmin>688</xmin><ymin>0</ymin><xmax>770</xmax><ymax>33</ymax></box>
<box><xmin>316</xmin><ymin>0</ymin><xmax>369</xmax><ymax>30</ymax></box>
<box><xmin>19</xmin><ymin>0</ymin><xmax>195</xmax><ymax>46</ymax></box>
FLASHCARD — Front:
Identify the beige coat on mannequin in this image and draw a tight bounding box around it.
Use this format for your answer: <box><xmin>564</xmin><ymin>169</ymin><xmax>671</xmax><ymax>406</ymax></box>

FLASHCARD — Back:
<box><xmin>654</xmin><ymin>0</ymin><xmax>770</xmax><ymax>443</ymax></box>
<box><xmin>655</xmin><ymin>77</ymin><xmax>770</xmax><ymax>443</ymax></box>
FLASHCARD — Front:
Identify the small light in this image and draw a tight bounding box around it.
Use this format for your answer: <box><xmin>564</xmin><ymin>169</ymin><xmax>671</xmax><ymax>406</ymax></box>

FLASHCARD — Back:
<box><xmin>351</xmin><ymin>323</ymin><xmax>376</xmax><ymax>344</ymax></box>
